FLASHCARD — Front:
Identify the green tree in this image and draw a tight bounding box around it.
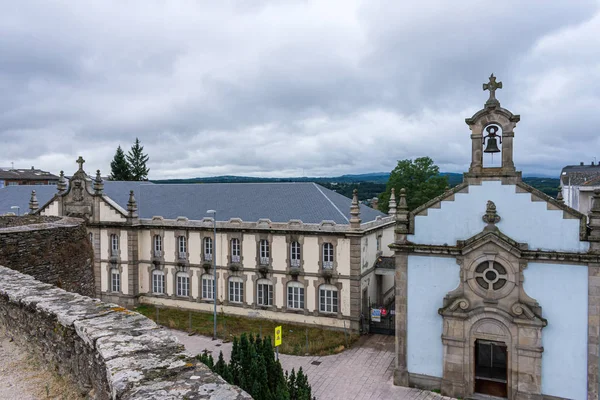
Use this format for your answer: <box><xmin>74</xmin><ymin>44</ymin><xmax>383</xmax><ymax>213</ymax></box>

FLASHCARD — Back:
<box><xmin>379</xmin><ymin>157</ymin><xmax>448</xmax><ymax>213</ymax></box>
<box><xmin>127</xmin><ymin>137</ymin><xmax>150</xmax><ymax>181</ymax></box>
<box><xmin>109</xmin><ymin>145</ymin><xmax>132</xmax><ymax>181</ymax></box>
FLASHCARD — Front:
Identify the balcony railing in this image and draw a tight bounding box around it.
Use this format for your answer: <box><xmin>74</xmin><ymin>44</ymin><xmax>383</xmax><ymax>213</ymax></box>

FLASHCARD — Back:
<box><xmin>259</xmin><ymin>257</ymin><xmax>270</xmax><ymax>266</ymax></box>
<box><xmin>110</xmin><ymin>248</ymin><xmax>119</xmax><ymax>257</ymax></box>
<box><xmin>290</xmin><ymin>258</ymin><xmax>301</xmax><ymax>268</ymax></box>
<box><xmin>231</xmin><ymin>255</ymin><xmax>240</xmax><ymax>263</ymax></box>
<box><xmin>323</xmin><ymin>261</ymin><xmax>334</xmax><ymax>269</ymax></box>
<box><xmin>178</xmin><ymin>252</ymin><xmax>187</xmax><ymax>260</ymax></box>
<box><xmin>204</xmin><ymin>253</ymin><xmax>213</xmax><ymax>261</ymax></box>
<box><xmin>153</xmin><ymin>250</ymin><xmax>162</xmax><ymax>258</ymax></box>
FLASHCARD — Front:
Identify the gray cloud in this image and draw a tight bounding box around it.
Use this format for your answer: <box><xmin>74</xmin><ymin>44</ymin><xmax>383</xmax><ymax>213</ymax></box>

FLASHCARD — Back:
<box><xmin>1</xmin><ymin>0</ymin><xmax>599</xmax><ymax>179</ymax></box>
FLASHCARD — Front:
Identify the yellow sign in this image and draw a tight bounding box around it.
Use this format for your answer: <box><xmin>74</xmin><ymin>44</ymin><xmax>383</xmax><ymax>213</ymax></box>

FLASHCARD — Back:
<box><xmin>274</xmin><ymin>325</ymin><xmax>282</xmax><ymax>347</ymax></box>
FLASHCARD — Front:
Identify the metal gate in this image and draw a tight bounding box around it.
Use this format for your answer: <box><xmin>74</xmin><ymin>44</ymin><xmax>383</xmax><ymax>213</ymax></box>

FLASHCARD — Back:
<box><xmin>368</xmin><ymin>301</ymin><xmax>395</xmax><ymax>335</ymax></box>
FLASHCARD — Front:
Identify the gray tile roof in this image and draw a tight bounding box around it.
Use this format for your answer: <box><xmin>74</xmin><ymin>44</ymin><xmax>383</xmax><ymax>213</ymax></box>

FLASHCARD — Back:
<box><xmin>0</xmin><ymin>168</ymin><xmax>59</xmax><ymax>181</ymax></box>
<box><xmin>136</xmin><ymin>182</ymin><xmax>385</xmax><ymax>224</ymax></box>
<box><xmin>561</xmin><ymin>164</ymin><xmax>600</xmax><ymax>185</ymax></box>
<box><xmin>0</xmin><ymin>181</ymin><xmax>385</xmax><ymax>224</ymax></box>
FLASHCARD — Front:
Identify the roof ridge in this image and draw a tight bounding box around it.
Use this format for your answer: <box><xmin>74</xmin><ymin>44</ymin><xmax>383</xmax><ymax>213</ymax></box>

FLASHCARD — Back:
<box><xmin>311</xmin><ymin>182</ymin><xmax>349</xmax><ymax>223</ymax></box>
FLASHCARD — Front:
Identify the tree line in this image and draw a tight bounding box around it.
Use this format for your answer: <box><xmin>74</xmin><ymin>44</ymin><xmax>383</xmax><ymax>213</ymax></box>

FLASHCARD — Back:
<box><xmin>109</xmin><ymin>138</ymin><xmax>150</xmax><ymax>181</ymax></box>
<box><xmin>197</xmin><ymin>333</ymin><xmax>314</xmax><ymax>400</ymax></box>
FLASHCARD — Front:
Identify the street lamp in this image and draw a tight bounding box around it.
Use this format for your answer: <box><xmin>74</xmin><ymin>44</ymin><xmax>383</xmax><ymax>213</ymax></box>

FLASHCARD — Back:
<box><xmin>206</xmin><ymin>209</ymin><xmax>218</xmax><ymax>340</ymax></box>
<box><xmin>10</xmin><ymin>206</ymin><xmax>20</xmax><ymax>216</ymax></box>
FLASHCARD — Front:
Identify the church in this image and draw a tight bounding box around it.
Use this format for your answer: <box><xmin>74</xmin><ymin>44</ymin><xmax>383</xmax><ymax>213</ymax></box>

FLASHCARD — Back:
<box><xmin>392</xmin><ymin>76</ymin><xmax>600</xmax><ymax>399</ymax></box>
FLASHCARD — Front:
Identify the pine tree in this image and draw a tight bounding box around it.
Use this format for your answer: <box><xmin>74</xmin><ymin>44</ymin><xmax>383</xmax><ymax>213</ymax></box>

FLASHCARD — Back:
<box><xmin>109</xmin><ymin>145</ymin><xmax>132</xmax><ymax>181</ymax></box>
<box><xmin>126</xmin><ymin>137</ymin><xmax>150</xmax><ymax>181</ymax></box>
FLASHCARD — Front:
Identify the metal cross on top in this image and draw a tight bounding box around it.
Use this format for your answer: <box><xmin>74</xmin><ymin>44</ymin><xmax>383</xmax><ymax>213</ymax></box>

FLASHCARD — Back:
<box><xmin>76</xmin><ymin>156</ymin><xmax>85</xmax><ymax>171</ymax></box>
<box><xmin>483</xmin><ymin>73</ymin><xmax>502</xmax><ymax>107</ymax></box>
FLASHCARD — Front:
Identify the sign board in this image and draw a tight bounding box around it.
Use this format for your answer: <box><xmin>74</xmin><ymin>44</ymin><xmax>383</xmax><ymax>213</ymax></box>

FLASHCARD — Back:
<box><xmin>274</xmin><ymin>326</ymin><xmax>282</xmax><ymax>347</ymax></box>
<box><xmin>371</xmin><ymin>308</ymin><xmax>381</xmax><ymax>323</ymax></box>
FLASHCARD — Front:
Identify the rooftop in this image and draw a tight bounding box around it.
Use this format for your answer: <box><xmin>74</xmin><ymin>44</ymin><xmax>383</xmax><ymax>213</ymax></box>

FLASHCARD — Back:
<box><xmin>0</xmin><ymin>167</ymin><xmax>59</xmax><ymax>181</ymax></box>
<box><xmin>561</xmin><ymin>162</ymin><xmax>600</xmax><ymax>185</ymax></box>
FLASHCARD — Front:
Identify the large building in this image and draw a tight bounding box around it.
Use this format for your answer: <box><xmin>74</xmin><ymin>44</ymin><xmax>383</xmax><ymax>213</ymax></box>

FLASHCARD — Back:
<box><xmin>11</xmin><ymin>160</ymin><xmax>395</xmax><ymax>331</ymax></box>
<box><xmin>392</xmin><ymin>76</ymin><xmax>600</xmax><ymax>399</ymax></box>
<box><xmin>0</xmin><ymin>166</ymin><xmax>59</xmax><ymax>188</ymax></box>
<box><xmin>561</xmin><ymin>161</ymin><xmax>600</xmax><ymax>216</ymax></box>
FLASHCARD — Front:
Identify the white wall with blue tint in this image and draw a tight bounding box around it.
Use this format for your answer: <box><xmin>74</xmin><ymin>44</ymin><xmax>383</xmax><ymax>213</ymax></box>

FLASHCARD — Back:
<box><xmin>524</xmin><ymin>262</ymin><xmax>588</xmax><ymax>399</ymax></box>
<box><xmin>409</xmin><ymin>181</ymin><xmax>588</xmax><ymax>252</ymax></box>
<box><xmin>407</xmin><ymin>255</ymin><xmax>459</xmax><ymax>377</ymax></box>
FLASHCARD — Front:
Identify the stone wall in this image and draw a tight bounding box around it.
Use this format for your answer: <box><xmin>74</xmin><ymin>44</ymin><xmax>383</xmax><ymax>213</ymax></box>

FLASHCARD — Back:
<box><xmin>0</xmin><ymin>266</ymin><xmax>250</xmax><ymax>400</ymax></box>
<box><xmin>0</xmin><ymin>215</ymin><xmax>95</xmax><ymax>297</ymax></box>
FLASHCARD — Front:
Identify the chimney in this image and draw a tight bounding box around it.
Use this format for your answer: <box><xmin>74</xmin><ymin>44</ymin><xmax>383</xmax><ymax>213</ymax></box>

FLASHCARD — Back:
<box><xmin>370</xmin><ymin>197</ymin><xmax>379</xmax><ymax>210</ymax></box>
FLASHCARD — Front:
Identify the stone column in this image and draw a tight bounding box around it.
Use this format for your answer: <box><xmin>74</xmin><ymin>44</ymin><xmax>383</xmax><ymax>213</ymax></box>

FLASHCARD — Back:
<box><xmin>501</xmin><ymin>131</ymin><xmax>516</xmax><ymax>172</ymax></box>
<box><xmin>349</xmin><ymin>235</ymin><xmax>362</xmax><ymax>332</ymax></box>
<box><xmin>394</xmin><ymin>188</ymin><xmax>410</xmax><ymax>386</ymax></box>
<box><xmin>588</xmin><ymin>189</ymin><xmax>600</xmax><ymax>400</ymax></box>
<box><xmin>470</xmin><ymin>130</ymin><xmax>483</xmax><ymax>173</ymax></box>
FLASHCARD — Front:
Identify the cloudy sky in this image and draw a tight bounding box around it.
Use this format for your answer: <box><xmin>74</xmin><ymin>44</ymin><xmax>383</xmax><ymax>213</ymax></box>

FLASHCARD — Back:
<box><xmin>1</xmin><ymin>1</ymin><xmax>600</xmax><ymax>179</ymax></box>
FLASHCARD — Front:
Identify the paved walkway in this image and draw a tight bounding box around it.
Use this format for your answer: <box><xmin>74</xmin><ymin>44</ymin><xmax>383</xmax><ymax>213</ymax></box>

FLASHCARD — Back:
<box><xmin>171</xmin><ymin>329</ymin><xmax>454</xmax><ymax>400</ymax></box>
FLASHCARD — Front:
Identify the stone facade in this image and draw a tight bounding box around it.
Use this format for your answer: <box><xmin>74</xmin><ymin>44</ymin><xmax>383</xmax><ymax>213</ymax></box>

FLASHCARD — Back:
<box><xmin>0</xmin><ymin>265</ymin><xmax>250</xmax><ymax>400</ymax></box>
<box><xmin>0</xmin><ymin>215</ymin><xmax>95</xmax><ymax>297</ymax></box>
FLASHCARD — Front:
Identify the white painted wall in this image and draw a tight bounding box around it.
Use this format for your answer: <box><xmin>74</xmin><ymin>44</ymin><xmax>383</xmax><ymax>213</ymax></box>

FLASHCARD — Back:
<box><xmin>410</xmin><ymin>181</ymin><xmax>588</xmax><ymax>252</ymax></box>
<box><xmin>337</xmin><ymin>238</ymin><xmax>351</xmax><ymax>275</ymax></box>
<box><xmin>407</xmin><ymin>255</ymin><xmax>460</xmax><ymax>378</ymax></box>
<box><xmin>99</xmin><ymin>202</ymin><xmax>126</xmax><ymax>222</ymax></box>
<box><xmin>524</xmin><ymin>262</ymin><xmax>588</xmax><ymax>399</ymax></box>
<box><xmin>40</xmin><ymin>199</ymin><xmax>59</xmax><ymax>216</ymax></box>
<box><xmin>272</xmin><ymin>235</ymin><xmax>287</xmax><ymax>272</ymax></box>
<box><xmin>303</xmin><ymin>237</ymin><xmax>319</xmax><ymax>274</ymax></box>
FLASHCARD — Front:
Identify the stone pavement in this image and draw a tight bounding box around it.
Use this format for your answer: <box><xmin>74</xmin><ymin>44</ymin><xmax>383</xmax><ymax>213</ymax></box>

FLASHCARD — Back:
<box><xmin>170</xmin><ymin>329</ymin><xmax>455</xmax><ymax>400</ymax></box>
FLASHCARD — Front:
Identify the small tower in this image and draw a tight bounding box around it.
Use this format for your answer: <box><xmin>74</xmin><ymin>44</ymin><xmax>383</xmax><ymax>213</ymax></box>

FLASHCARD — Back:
<box><xmin>589</xmin><ymin>189</ymin><xmax>600</xmax><ymax>252</ymax></box>
<box><xmin>93</xmin><ymin>170</ymin><xmax>104</xmax><ymax>194</ymax></box>
<box><xmin>388</xmin><ymin>188</ymin><xmax>397</xmax><ymax>218</ymax></box>
<box><xmin>29</xmin><ymin>190</ymin><xmax>39</xmax><ymax>213</ymax></box>
<box><xmin>350</xmin><ymin>189</ymin><xmax>361</xmax><ymax>229</ymax></box>
<box><xmin>57</xmin><ymin>171</ymin><xmax>67</xmax><ymax>193</ymax></box>
<box><xmin>127</xmin><ymin>190</ymin><xmax>138</xmax><ymax>218</ymax></box>
<box><xmin>395</xmin><ymin>188</ymin><xmax>409</xmax><ymax>242</ymax></box>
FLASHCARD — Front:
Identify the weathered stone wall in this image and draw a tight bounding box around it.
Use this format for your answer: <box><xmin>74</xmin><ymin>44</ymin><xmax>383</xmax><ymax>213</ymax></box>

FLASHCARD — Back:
<box><xmin>0</xmin><ymin>266</ymin><xmax>250</xmax><ymax>399</ymax></box>
<box><xmin>0</xmin><ymin>215</ymin><xmax>95</xmax><ymax>297</ymax></box>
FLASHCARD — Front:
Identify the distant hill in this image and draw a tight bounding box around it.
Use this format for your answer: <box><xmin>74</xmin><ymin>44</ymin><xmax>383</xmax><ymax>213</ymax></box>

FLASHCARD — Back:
<box><xmin>152</xmin><ymin>173</ymin><xmax>560</xmax><ymax>200</ymax></box>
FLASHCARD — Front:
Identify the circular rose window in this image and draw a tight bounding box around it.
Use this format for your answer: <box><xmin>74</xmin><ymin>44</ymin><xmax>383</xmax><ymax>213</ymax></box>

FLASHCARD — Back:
<box><xmin>474</xmin><ymin>261</ymin><xmax>507</xmax><ymax>290</ymax></box>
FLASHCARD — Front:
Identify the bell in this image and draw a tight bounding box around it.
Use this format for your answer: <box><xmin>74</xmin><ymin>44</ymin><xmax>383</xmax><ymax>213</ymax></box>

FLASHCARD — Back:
<box><xmin>484</xmin><ymin>137</ymin><xmax>500</xmax><ymax>153</ymax></box>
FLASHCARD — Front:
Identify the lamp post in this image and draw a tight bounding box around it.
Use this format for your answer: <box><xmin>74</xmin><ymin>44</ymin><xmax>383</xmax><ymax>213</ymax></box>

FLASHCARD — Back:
<box><xmin>207</xmin><ymin>209</ymin><xmax>217</xmax><ymax>340</ymax></box>
<box><xmin>10</xmin><ymin>206</ymin><xmax>20</xmax><ymax>216</ymax></box>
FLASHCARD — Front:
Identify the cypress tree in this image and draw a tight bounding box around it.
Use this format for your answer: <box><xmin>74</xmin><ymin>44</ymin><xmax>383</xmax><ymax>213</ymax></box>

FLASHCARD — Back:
<box><xmin>109</xmin><ymin>145</ymin><xmax>132</xmax><ymax>180</ymax></box>
<box><xmin>126</xmin><ymin>137</ymin><xmax>150</xmax><ymax>181</ymax></box>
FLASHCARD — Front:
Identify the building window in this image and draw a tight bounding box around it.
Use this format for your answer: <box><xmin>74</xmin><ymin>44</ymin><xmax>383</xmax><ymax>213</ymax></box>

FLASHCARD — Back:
<box><xmin>176</xmin><ymin>272</ymin><xmax>189</xmax><ymax>297</ymax></box>
<box><xmin>204</xmin><ymin>237</ymin><xmax>213</xmax><ymax>261</ymax></box>
<box><xmin>475</xmin><ymin>261</ymin><xmax>508</xmax><ymax>291</ymax></box>
<box><xmin>202</xmin><ymin>274</ymin><xmax>215</xmax><ymax>300</ymax></box>
<box><xmin>319</xmin><ymin>284</ymin><xmax>338</xmax><ymax>313</ymax></box>
<box><xmin>152</xmin><ymin>270</ymin><xmax>165</xmax><ymax>294</ymax></box>
<box><xmin>231</xmin><ymin>238</ymin><xmax>241</xmax><ymax>263</ymax></box>
<box><xmin>111</xmin><ymin>268</ymin><xmax>120</xmax><ymax>292</ymax></box>
<box><xmin>89</xmin><ymin>232</ymin><xmax>93</xmax><ymax>244</ymax></box>
<box><xmin>257</xmin><ymin>279</ymin><xmax>273</xmax><ymax>306</ymax></box>
<box><xmin>323</xmin><ymin>242</ymin><xmax>334</xmax><ymax>269</ymax></box>
<box><xmin>110</xmin><ymin>234</ymin><xmax>119</xmax><ymax>256</ymax></box>
<box><xmin>153</xmin><ymin>235</ymin><xmax>162</xmax><ymax>257</ymax></box>
<box><xmin>376</xmin><ymin>235</ymin><xmax>382</xmax><ymax>252</ymax></box>
<box><xmin>178</xmin><ymin>236</ymin><xmax>187</xmax><ymax>259</ymax></box>
<box><xmin>229</xmin><ymin>277</ymin><xmax>244</xmax><ymax>303</ymax></box>
<box><xmin>287</xmin><ymin>282</ymin><xmax>305</xmax><ymax>310</ymax></box>
<box><xmin>290</xmin><ymin>241</ymin><xmax>301</xmax><ymax>268</ymax></box>
<box><xmin>259</xmin><ymin>239</ymin><xmax>270</xmax><ymax>265</ymax></box>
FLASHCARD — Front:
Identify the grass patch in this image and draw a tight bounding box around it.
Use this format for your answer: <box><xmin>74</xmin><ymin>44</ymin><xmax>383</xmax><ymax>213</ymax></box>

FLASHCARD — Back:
<box><xmin>135</xmin><ymin>304</ymin><xmax>359</xmax><ymax>356</ymax></box>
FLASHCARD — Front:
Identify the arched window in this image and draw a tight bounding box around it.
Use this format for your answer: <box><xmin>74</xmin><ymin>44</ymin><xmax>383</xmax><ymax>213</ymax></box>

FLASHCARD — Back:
<box><xmin>323</xmin><ymin>242</ymin><xmax>334</xmax><ymax>269</ymax></box>
<box><xmin>257</xmin><ymin>278</ymin><xmax>273</xmax><ymax>306</ymax></box>
<box><xmin>231</xmin><ymin>238</ymin><xmax>241</xmax><ymax>263</ymax></box>
<box><xmin>290</xmin><ymin>241</ymin><xmax>301</xmax><ymax>267</ymax></box>
<box><xmin>287</xmin><ymin>281</ymin><xmax>304</xmax><ymax>310</ymax></box>
<box><xmin>229</xmin><ymin>277</ymin><xmax>244</xmax><ymax>303</ymax></box>
<box><xmin>110</xmin><ymin>234</ymin><xmax>119</xmax><ymax>256</ymax></box>
<box><xmin>153</xmin><ymin>235</ymin><xmax>162</xmax><ymax>257</ymax></box>
<box><xmin>152</xmin><ymin>270</ymin><xmax>165</xmax><ymax>294</ymax></box>
<box><xmin>204</xmin><ymin>237</ymin><xmax>213</xmax><ymax>261</ymax></box>
<box><xmin>176</xmin><ymin>272</ymin><xmax>189</xmax><ymax>297</ymax></box>
<box><xmin>110</xmin><ymin>267</ymin><xmax>120</xmax><ymax>292</ymax></box>
<box><xmin>178</xmin><ymin>236</ymin><xmax>187</xmax><ymax>259</ymax></box>
<box><xmin>201</xmin><ymin>274</ymin><xmax>214</xmax><ymax>300</ymax></box>
<box><xmin>319</xmin><ymin>284</ymin><xmax>338</xmax><ymax>313</ymax></box>
<box><xmin>259</xmin><ymin>239</ymin><xmax>270</xmax><ymax>265</ymax></box>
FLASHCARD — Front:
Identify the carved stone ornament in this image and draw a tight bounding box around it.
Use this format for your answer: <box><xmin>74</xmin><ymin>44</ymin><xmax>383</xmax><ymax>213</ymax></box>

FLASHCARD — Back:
<box><xmin>482</xmin><ymin>200</ymin><xmax>501</xmax><ymax>228</ymax></box>
<box><xmin>72</xmin><ymin>180</ymin><xmax>84</xmax><ymax>202</ymax></box>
